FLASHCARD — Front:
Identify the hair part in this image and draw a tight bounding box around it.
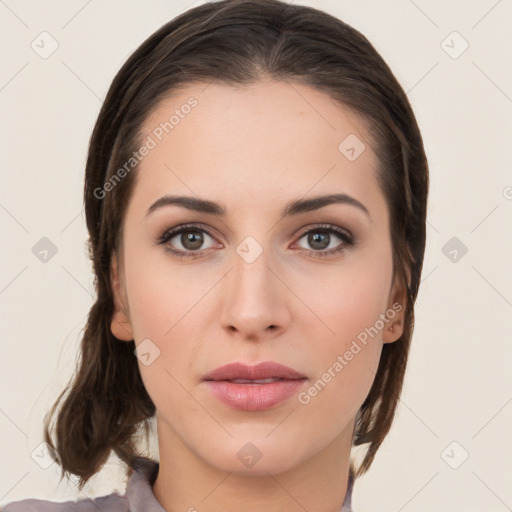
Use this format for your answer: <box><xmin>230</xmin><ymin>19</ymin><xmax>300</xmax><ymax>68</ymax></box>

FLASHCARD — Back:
<box><xmin>44</xmin><ymin>0</ymin><xmax>428</xmax><ymax>490</ymax></box>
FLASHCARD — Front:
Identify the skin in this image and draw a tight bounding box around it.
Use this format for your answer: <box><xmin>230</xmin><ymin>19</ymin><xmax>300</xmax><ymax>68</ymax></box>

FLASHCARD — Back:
<box><xmin>110</xmin><ymin>79</ymin><xmax>407</xmax><ymax>512</ymax></box>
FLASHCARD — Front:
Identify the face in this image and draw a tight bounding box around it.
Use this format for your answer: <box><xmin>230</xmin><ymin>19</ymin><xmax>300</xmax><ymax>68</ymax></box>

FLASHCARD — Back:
<box><xmin>110</xmin><ymin>80</ymin><xmax>405</xmax><ymax>476</ymax></box>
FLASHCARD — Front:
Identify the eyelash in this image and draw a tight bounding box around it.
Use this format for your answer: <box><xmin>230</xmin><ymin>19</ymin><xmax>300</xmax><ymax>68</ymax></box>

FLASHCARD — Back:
<box><xmin>156</xmin><ymin>223</ymin><xmax>355</xmax><ymax>260</ymax></box>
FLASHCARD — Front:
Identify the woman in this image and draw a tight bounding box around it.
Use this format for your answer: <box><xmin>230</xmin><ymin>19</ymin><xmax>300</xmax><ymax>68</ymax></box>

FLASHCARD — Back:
<box><xmin>2</xmin><ymin>0</ymin><xmax>428</xmax><ymax>510</ymax></box>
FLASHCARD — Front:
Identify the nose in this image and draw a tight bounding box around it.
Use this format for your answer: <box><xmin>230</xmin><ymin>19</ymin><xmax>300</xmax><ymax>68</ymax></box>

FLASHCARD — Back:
<box><xmin>219</xmin><ymin>245</ymin><xmax>291</xmax><ymax>341</ymax></box>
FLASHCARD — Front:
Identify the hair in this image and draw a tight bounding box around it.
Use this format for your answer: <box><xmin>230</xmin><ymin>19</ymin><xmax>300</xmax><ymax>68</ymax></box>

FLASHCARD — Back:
<box><xmin>43</xmin><ymin>0</ymin><xmax>429</xmax><ymax>491</ymax></box>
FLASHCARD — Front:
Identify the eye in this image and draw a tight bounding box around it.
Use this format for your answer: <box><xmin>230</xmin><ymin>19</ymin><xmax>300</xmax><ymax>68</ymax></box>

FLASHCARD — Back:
<box><xmin>157</xmin><ymin>223</ymin><xmax>355</xmax><ymax>260</ymax></box>
<box><xmin>293</xmin><ymin>224</ymin><xmax>355</xmax><ymax>258</ymax></box>
<box><xmin>157</xmin><ymin>224</ymin><xmax>218</xmax><ymax>259</ymax></box>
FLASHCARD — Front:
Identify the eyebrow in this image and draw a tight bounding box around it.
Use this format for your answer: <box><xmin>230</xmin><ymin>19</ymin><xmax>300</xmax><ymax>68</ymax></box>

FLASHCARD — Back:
<box><xmin>146</xmin><ymin>193</ymin><xmax>371</xmax><ymax>220</ymax></box>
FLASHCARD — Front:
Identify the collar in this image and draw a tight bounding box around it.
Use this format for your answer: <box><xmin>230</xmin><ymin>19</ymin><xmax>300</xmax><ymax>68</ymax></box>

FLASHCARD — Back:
<box><xmin>125</xmin><ymin>458</ymin><xmax>164</xmax><ymax>512</ymax></box>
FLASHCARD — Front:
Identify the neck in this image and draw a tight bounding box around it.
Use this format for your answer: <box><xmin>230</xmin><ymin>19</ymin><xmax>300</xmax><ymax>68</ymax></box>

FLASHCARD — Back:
<box><xmin>152</xmin><ymin>416</ymin><xmax>354</xmax><ymax>512</ymax></box>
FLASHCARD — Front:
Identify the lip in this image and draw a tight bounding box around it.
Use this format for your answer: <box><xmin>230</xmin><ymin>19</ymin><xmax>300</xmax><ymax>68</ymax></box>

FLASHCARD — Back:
<box><xmin>203</xmin><ymin>361</ymin><xmax>307</xmax><ymax>411</ymax></box>
<box><xmin>203</xmin><ymin>361</ymin><xmax>307</xmax><ymax>381</ymax></box>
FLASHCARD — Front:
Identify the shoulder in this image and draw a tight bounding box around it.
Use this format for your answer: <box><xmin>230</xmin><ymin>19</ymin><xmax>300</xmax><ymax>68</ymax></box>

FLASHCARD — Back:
<box><xmin>1</xmin><ymin>491</ymin><xmax>129</xmax><ymax>512</ymax></box>
<box><xmin>1</xmin><ymin>457</ymin><xmax>159</xmax><ymax>512</ymax></box>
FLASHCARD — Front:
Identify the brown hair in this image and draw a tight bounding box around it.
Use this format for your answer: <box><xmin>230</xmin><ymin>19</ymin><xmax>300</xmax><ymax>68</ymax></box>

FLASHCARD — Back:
<box><xmin>44</xmin><ymin>0</ymin><xmax>429</xmax><ymax>490</ymax></box>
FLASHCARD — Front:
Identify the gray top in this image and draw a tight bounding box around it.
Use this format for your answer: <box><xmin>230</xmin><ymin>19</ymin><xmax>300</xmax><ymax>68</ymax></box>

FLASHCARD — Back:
<box><xmin>1</xmin><ymin>458</ymin><xmax>354</xmax><ymax>511</ymax></box>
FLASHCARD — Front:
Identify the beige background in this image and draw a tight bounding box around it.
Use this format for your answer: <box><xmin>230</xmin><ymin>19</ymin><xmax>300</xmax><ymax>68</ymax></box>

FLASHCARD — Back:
<box><xmin>1</xmin><ymin>0</ymin><xmax>511</xmax><ymax>510</ymax></box>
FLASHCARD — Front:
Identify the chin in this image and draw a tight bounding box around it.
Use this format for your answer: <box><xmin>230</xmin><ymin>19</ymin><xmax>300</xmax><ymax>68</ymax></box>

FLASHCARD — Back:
<box><xmin>199</xmin><ymin>436</ymin><xmax>308</xmax><ymax>476</ymax></box>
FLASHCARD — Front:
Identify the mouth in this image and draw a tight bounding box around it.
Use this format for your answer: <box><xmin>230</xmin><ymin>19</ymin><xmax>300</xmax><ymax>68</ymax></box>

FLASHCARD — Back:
<box><xmin>203</xmin><ymin>361</ymin><xmax>307</xmax><ymax>411</ymax></box>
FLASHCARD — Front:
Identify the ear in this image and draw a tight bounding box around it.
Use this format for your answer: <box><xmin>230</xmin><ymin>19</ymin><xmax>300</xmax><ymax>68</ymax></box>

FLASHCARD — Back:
<box><xmin>110</xmin><ymin>255</ymin><xmax>134</xmax><ymax>342</ymax></box>
<box><xmin>382</xmin><ymin>269</ymin><xmax>409</xmax><ymax>344</ymax></box>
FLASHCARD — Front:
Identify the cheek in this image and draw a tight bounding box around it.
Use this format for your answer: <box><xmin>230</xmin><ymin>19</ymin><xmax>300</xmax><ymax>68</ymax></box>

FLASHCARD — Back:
<box><xmin>308</xmin><ymin>278</ymin><xmax>386</xmax><ymax>387</ymax></box>
<box><xmin>297</xmin><ymin>254</ymin><xmax>392</xmax><ymax>398</ymax></box>
<box><xmin>302</xmin><ymin>260</ymin><xmax>392</xmax><ymax>347</ymax></box>
<box><xmin>296</xmin><ymin>279</ymin><xmax>386</xmax><ymax>429</ymax></box>
<box><xmin>123</xmin><ymin>249</ymin><xmax>211</xmax><ymax>395</ymax></box>
<box><xmin>123</xmin><ymin>241</ymin><xmax>194</xmax><ymax>339</ymax></box>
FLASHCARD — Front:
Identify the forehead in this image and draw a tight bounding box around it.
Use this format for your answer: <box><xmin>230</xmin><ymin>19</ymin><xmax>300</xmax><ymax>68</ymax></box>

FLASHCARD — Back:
<box><xmin>131</xmin><ymin>80</ymin><xmax>385</xmax><ymax>221</ymax></box>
